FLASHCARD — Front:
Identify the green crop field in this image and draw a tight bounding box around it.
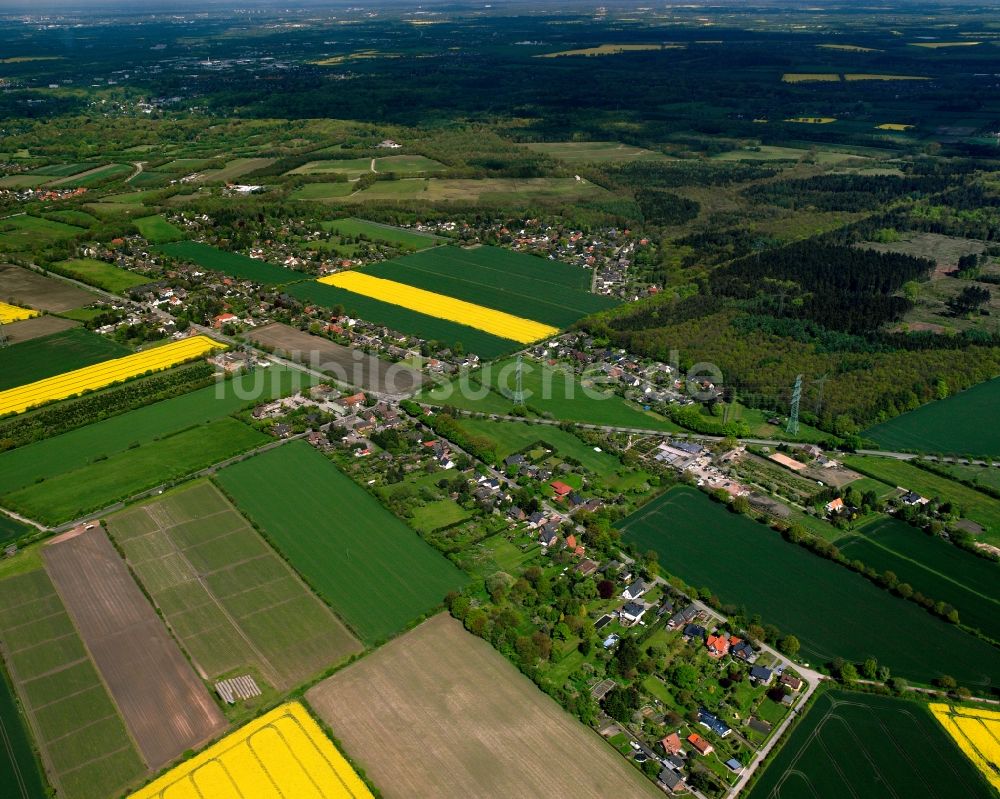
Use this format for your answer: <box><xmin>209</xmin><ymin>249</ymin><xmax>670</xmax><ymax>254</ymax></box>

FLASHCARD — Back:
<box><xmin>0</xmin><ymin>328</ymin><xmax>129</xmax><ymax>392</ymax></box>
<box><xmin>56</xmin><ymin>163</ymin><xmax>132</xmax><ymax>187</ymax></box>
<box><xmin>456</xmin><ymin>417</ymin><xmax>623</xmax><ymax>476</ymax></box>
<box><xmin>344</xmin><ymin>176</ymin><xmax>609</xmax><ymax>204</ymax></box>
<box><xmin>3</xmin><ymin>418</ymin><xmax>266</xmax><ymax>525</ymax></box>
<box><xmin>134</xmin><ymin>215</ymin><xmax>184</xmax><ymax>243</ymax></box>
<box><xmin>157</xmin><ymin>241</ymin><xmax>305</xmax><ymax>285</ymax></box>
<box><xmin>50</xmin><ymin>258</ymin><xmax>147</xmax><ymax>293</ymax></box>
<box><xmin>843</xmin><ymin>456</ymin><xmax>1000</xmax><ymax>544</ymax></box>
<box><xmin>0</xmin><ymin>215</ymin><xmax>83</xmax><ymax>251</ymax></box>
<box><xmin>0</xmin><ymin>365</ymin><xmax>309</xmax><ymax>493</ymax></box>
<box><xmin>421</xmin><ymin>357</ymin><xmax>680</xmax><ymax>431</ymax></box>
<box><xmin>288</xmin><ymin>157</ymin><xmax>375</xmax><ymax>178</ymax></box>
<box><xmin>747</xmin><ymin>690</ymin><xmax>994</xmax><ymax>799</ymax></box>
<box><xmin>0</xmin><ymin>663</ymin><xmax>47</xmax><ymax>799</ymax></box>
<box><xmin>837</xmin><ymin>517</ymin><xmax>1000</xmax><ymax>641</ymax></box>
<box><xmin>106</xmin><ymin>481</ymin><xmax>362</xmax><ymax>688</ymax></box>
<box><xmin>618</xmin><ymin>486</ymin><xmax>1000</xmax><ymax>687</ymax></box>
<box><xmin>374</xmin><ymin>154</ymin><xmax>446</xmax><ymax>174</ymax></box>
<box><xmin>29</xmin><ymin>162</ymin><xmax>99</xmax><ymax>177</ymax></box>
<box><xmin>863</xmin><ymin>378</ymin><xmax>1000</xmax><ymax>458</ymax></box>
<box><xmin>0</xmin><ymin>568</ymin><xmax>144</xmax><ymax>799</ymax></box>
<box><xmin>288</xmin><ymin>280</ymin><xmax>516</xmax><ymax>359</ymax></box>
<box><xmin>322</xmin><ymin>217</ymin><xmax>442</xmax><ymax>250</ymax></box>
<box><xmin>216</xmin><ymin>440</ymin><xmax>467</xmax><ymax>644</ymax></box>
<box><xmin>291</xmin><ymin>182</ymin><xmax>356</xmax><ymax>201</ymax></box>
<box><xmin>359</xmin><ymin>245</ymin><xmax>613</xmax><ymax>328</ymax></box>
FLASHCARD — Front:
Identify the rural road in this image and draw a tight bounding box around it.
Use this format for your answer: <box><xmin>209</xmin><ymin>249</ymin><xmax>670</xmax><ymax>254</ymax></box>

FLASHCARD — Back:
<box><xmin>125</xmin><ymin>161</ymin><xmax>145</xmax><ymax>183</ymax></box>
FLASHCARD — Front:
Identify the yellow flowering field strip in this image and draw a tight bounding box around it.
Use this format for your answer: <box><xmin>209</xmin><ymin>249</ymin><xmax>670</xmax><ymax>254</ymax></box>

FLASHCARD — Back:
<box><xmin>0</xmin><ymin>301</ymin><xmax>38</xmax><ymax>323</ymax></box>
<box><xmin>929</xmin><ymin>703</ymin><xmax>1000</xmax><ymax>791</ymax></box>
<box><xmin>128</xmin><ymin>702</ymin><xmax>374</xmax><ymax>799</ymax></box>
<box><xmin>0</xmin><ymin>334</ymin><xmax>223</xmax><ymax>416</ymax></box>
<box><xmin>319</xmin><ymin>271</ymin><xmax>559</xmax><ymax>343</ymax></box>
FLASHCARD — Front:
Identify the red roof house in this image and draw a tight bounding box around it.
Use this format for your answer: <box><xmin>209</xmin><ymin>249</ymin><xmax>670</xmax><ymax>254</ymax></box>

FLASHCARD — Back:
<box><xmin>661</xmin><ymin>733</ymin><xmax>682</xmax><ymax>755</ymax></box>
<box><xmin>550</xmin><ymin>480</ymin><xmax>573</xmax><ymax>498</ymax></box>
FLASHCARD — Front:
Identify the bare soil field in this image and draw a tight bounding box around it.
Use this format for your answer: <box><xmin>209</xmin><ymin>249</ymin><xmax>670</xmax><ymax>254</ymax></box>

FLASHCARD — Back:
<box><xmin>0</xmin><ymin>265</ymin><xmax>96</xmax><ymax>312</ymax></box>
<box><xmin>307</xmin><ymin>614</ymin><xmax>661</xmax><ymax>799</ymax></box>
<box><xmin>106</xmin><ymin>480</ymin><xmax>362</xmax><ymax>689</ymax></box>
<box><xmin>0</xmin><ymin>314</ymin><xmax>77</xmax><ymax>344</ymax></box>
<box><xmin>250</xmin><ymin>322</ymin><xmax>423</xmax><ymax>394</ymax></box>
<box><xmin>43</xmin><ymin>525</ymin><xmax>225</xmax><ymax>769</ymax></box>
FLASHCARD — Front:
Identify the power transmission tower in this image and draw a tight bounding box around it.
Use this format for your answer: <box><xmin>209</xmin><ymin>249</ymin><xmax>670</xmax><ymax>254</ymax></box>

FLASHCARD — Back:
<box><xmin>786</xmin><ymin>375</ymin><xmax>802</xmax><ymax>436</ymax></box>
<box><xmin>512</xmin><ymin>354</ymin><xmax>525</xmax><ymax>405</ymax></box>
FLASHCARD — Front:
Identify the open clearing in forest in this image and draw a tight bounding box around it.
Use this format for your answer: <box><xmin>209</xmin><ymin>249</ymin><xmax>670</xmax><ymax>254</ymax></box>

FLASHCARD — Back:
<box><xmin>307</xmin><ymin>613</ymin><xmax>661</xmax><ymax>799</ymax></box>
<box><xmin>0</xmin><ymin>264</ymin><xmax>96</xmax><ymax>312</ymax></box>
<box><xmin>44</xmin><ymin>526</ymin><xmax>225</xmax><ymax>769</ymax></box>
<box><xmin>217</xmin><ymin>441</ymin><xmax>467</xmax><ymax>645</ymax></box>
<box><xmin>249</xmin><ymin>322</ymin><xmax>423</xmax><ymax>394</ymax></box>
<box><xmin>107</xmin><ymin>481</ymin><xmax>362</xmax><ymax>689</ymax></box>
<box><xmin>619</xmin><ymin>485</ymin><xmax>1000</xmax><ymax>687</ymax></box>
<box><xmin>747</xmin><ymin>690</ymin><xmax>994</xmax><ymax>799</ymax></box>
<box><xmin>0</xmin><ymin>567</ymin><xmax>145</xmax><ymax>799</ymax></box>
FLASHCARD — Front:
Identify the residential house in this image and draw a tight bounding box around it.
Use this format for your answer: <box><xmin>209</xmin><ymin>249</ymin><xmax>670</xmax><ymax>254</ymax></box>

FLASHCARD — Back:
<box><xmin>620</xmin><ymin>602</ymin><xmax>646</xmax><ymax>626</ymax></box>
<box><xmin>780</xmin><ymin>674</ymin><xmax>803</xmax><ymax>692</ymax></box>
<box><xmin>750</xmin><ymin>665</ymin><xmax>774</xmax><ymax>685</ymax></box>
<box><xmin>687</xmin><ymin>733</ymin><xmax>714</xmax><ymax>756</ymax></box>
<box><xmin>622</xmin><ymin>578</ymin><xmax>649</xmax><ymax>601</ymax></box>
<box><xmin>725</xmin><ymin>758</ymin><xmax>743</xmax><ymax>773</ymax></box>
<box><xmin>901</xmin><ymin>491</ymin><xmax>930</xmax><ymax>506</ymax></box>
<box><xmin>668</xmin><ymin>604</ymin><xmax>699</xmax><ymax>629</ymax></box>
<box><xmin>550</xmin><ymin>480</ymin><xmax>573</xmax><ymax>499</ymax></box>
<box><xmin>538</xmin><ymin>526</ymin><xmax>559</xmax><ymax>548</ymax></box>
<box><xmin>825</xmin><ymin>497</ymin><xmax>845</xmax><ymax>515</ymax></box>
<box><xmin>575</xmin><ymin>558</ymin><xmax>598</xmax><ymax>576</ymax></box>
<box><xmin>527</xmin><ymin>511</ymin><xmax>546</xmax><ymax>528</ymax></box>
<box><xmin>698</xmin><ymin>709</ymin><xmax>731</xmax><ymax>738</ymax></box>
<box><xmin>661</xmin><ymin>733</ymin><xmax>683</xmax><ymax>756</ymax></box>
<box><xmin>658</xmin><ymin>768</ymin><xmax>685</xmax><ymax>793</ymax></box>
<box><xmin>731</xmin><ymin>639</ymin><xmax>757</xmax><ymax>663</ymax></box>
<box><xmin>683</xmin><ymin>623</ymin><xmax>706</xmax><ymax>641</ymax></box>
<box><xmin>705</xmin><ymin>633</ymin><xmax>730</xmax><ymax>659</ymax></box>
<box><xmin>338</xmin><ymin>391</ymin><xmax>367</xmax><ymax>409</ymax></box>
<box><xmin>507</xmin><ymin>506</ymin><xmax>526</xmax><ymax>522</ymax></box>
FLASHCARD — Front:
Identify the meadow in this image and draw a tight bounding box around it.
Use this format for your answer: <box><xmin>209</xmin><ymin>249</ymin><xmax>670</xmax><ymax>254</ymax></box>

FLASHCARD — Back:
<box><xmin>50</xmin><ymin>258</ymin><xmax>147</xmax><ymax>293</ymax></box>
<box><xmin>0</xmin><ymin>215</ymin><xmax>83</xmax><ymax>251</ymax></box>
<box><xmin>519</xmin><ymin>140</ymin><xmax>670</xmax><ymax>163</ymax></box>
<box><xmin>216</xmin><ymin>441</ymin><xmax>467</xmax><ymax>645</ymax></box>
<box><xmin>0</xmin><ymin>328</ymin><xmax>128</xmax><ymax>392</ymax></box>
<box><xmin>128</xmin><ymin>703</ymin><xmax>373</xmax><ymax>799</ymax></box>
<box><xmin>107</xmin><ymin>481</ymin><xmax>362</xmax><ymax>689</ymax></box>
<box><xmin>157</xmin><ymin>241</ymin><xmax>303</xmax><ymax>285</ymax></box>
<box><xmin>375</xmin><ymin>154</ymin><xmax>446</xmax><ymax>174</ymax></box>
<box><xmin>291</xmin><ymin>182</ymin><xmax>356</xmax><ymax>201</ymax></box>
<box><xmin>747</xmin><ymin>690</ymin><xmax>994</xmax><ymax>799</ymax></box>
<box><xmin>422</xmin><ymin>357</ymin><xmax>679</xmax><ymax>431</ymax></box>
<box><xmin>289</xmin><ymin>157</ymin><xmax>376</xmax><ymax>179</ymax></box>
<box><xmin>2</xmin><ymin>418</ymin><xmax>266</xmax><ymax>525</ymax></box>
<box><xmin>843</xmin><ymin>456</ymin><xmax>1000</xmax><ymax>544</ymax></box>
<box><xmin>51</xmin><ymin>163</ymin><xmax>131</xmax><ymax>187</ymax></box>
<box><xmin>619</xmin><ymin>486</ymin><xmax>1000</xmax><ymax>687</ymax></box>
<box><xmin>134</xmin><ymin>215</ymin><xmax>184</xmax><ymax>243</ymax></box>
<box><xmin>343</xmin><ymin>176</ymin><xmax>609</xmax><ymax>204</ymax></box>
<box><xmin>288</xmin><ymin>280</ymin><xmax>516</xmax><ymax>359</ymax></box>
<box><xmin>0</xmin><ymin>365</ymin><xmax>307</xmax><ymax>493</ymax></box>
<box><xmin>838</xmin><ymin>517</ymin><xmax>1000</xmax><ymax>641</ymax></box>
<box><xmin>320</xmin><ymin>271</ymin><xmax>559</xmax><ymax>344</ymax></box>
<box><xmin>863</xmin><ymin>377</ymin><xmax>1000</xmax><ymax>457</ymax></box>
<box><xmin>322</xmin><ymin>217</ymin><xmax>441</xmax><ymax>250</ymax></box>
<box><xmin>307</xmin><ymin>614</ymin><xmax>661</xmax><ymax>799</ymax></box>
<box><xmin>0</xmin><ymin>568</ymin><xmax>145</xmax><ymax>799</ymax></box>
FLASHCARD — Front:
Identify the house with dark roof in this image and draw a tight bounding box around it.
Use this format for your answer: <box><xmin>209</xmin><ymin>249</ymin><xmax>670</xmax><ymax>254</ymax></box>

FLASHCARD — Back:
<box><xmin>658</xmin><ymin>768</ymin><xmax>685</xmax><ymax>793</ymax></box>
<box><xmin>620</xmin><ymin>602</ymin><xmax>647</xmax><ymax>626</ymax></box>
<box><xmin>683</xmin><ymin>623</ymin><xmax>706</xmax><ymax>641</ymax></box>
<box><xmin>750</xmin><ymin>665</ymin><xmax>774</xmax><ymax>685</ymax></box>
<box><xmin>668</xmin><ymin>604</ymin><xmax>699</xmax><ymax>629</ymax></box>
<box><xmin>725</xmin><ymin>758</ymin><xmax>743</xmax><ymax>773</ymax></box>
<box><xmin>780</xmin><ymin>673</ymin><xmax>803</xmax><ymax>691</ymax></box>
<box><xmin>576</xmin><ymin>558</ymin><xmax>599</xmax><ymax>576</ymax></box>
<box><xmin>731</xmin><ymin>639</ymin><xmax>757</xmax><ymax>663</ymax></box>
<box><xmin>622</xmin><ymin>578</ymin><xmax>649</xmax><ymax>601</ymax></box>
<box><xmin>699</xmin><ymin>708</ymin><xmax>731</xmax><ymax>738</ymax></box>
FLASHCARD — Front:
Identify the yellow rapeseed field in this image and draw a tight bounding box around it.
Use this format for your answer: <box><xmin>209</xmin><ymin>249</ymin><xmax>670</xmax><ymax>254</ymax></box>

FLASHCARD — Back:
<box><xmin>128</xmin><ymin>702</ymin><xmax>373</xmax><ymax>799</ymax></box>
<box><xmin>0</xmin><ymin>301</ymin><xmax>38</xmax><ymax>323</ymax></box>
<box><xmin>785</xmin><ymin>117</ymin><xmax>837</xmax><ymax>124</ymax></box>
<box><xmin>0</xmin><ymin>334</ymin><xmax>222</xmax><ymax>417</ymax></box>
<box><xmin>782</xmin><ymin>73</ymin><xmax>841</xmax><ymax>83</ymax></box>
<box><xmin>929</xmin><ymin>703</ymin><xmax>1000</xmax><ymax>791</ymax></box>
<box><xmin>877</xmin><ymin>123</ymin><xmax>916</xmax><ymax>131</ymax></box>
<box><xmin>319</xmin><ymin>271</ymin><xmax>560</xmax><ymax>343</ymax></box>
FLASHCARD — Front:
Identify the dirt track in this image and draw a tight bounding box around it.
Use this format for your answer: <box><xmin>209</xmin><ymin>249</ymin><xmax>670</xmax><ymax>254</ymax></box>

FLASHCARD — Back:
<box><xmin>44</xmin><ymin>525</ymin><xmax>226</xmax><ymax>769</ymax></box>
<box><xmin>250</xmin><ymin>322</ymin><xmax>423</xmax><ymax>394</ymax></box>
<box><xmin>307</xmin><ymin>613</ymin><xmax>661</xmax><ymax>799</ymax></box>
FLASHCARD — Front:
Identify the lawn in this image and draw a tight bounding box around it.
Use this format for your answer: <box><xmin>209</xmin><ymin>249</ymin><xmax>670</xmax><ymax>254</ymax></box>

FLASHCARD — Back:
<box><xmin>747</xmin><ymin>690</ymin><xmax>995</xmax><ymax>799</ymax></box>
<box><xmin>455</xmin><ymin>417</ymin><xmax>623</xmax><ymax>477</ymax></box>
<box><xmin>0</xmin><ymin>365</ymin><xmax>308</xmax><ymax>493</ymax></box>
<box><xmin>410</xmin><ymin>499</ymin><xmax>473</xmax><ymax>532</ymax></box>
<box><xmin>157</xmin><ymin>241</ymin><xmax>306</xmax><ymax>285</ymax></box>
<box><xmin>322</xmin><ymin>217</ymin><xmax>442</xmax><ymax>250</ymax></box>
<box><xmin>837</xmin><ymin>517</ymin><xmax>1000</xmax><ymax>642</ymax></box>
<box><xmin>863</xmin><ymin>377</ymin><xmax>1000</xmax><ymax>457</ymax></box>
<box><xmin>2</xmin><ymin>418</ymin><xmax>266</xmax><ymax>525</ymax></box>
<box><xmin>106</xmin><ymin>481</ymin><xmax>362</xmax><ymax>689</ymax></box>
<box><xmin>843</xmin><ymin>456</ymin><xmax>1000</xmax><ymax>544</ymax></box>
<box><xmin>50</xmin><ymin>258</ymin><xmax>147</xmax><ymax>293</ymax></box>
<box><xmin>0</xmin><ymin>568</ymin><xmax>145</xmax><ymax>799</ymax></box>
<box><xmin>216</xmin><ymin>441</ymin><xmax>467</xmax><ymax>645</ymax></box>
<box><xmin>0</xmin><ymin>328</ymin><xmax>129</xmax><ymax>392</ymax></box>
<box><xmin>421</xmin><ymin>357</ymin><xmax>681</xmax><ymax>430</ymax></box>
<box><xmin>288</xmin><ymin>279</ymin><xmax>517</xmax><ymax>359</ymax></box>
<box><xmin>134</xmin><ymin>215</ymin><xmax>184</xmax><ymax>243</ymax></box>
<box><xmin>618</xmin><ymin>486</ymin><xmax>1000</xmax><ymax>687</ymax></box>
